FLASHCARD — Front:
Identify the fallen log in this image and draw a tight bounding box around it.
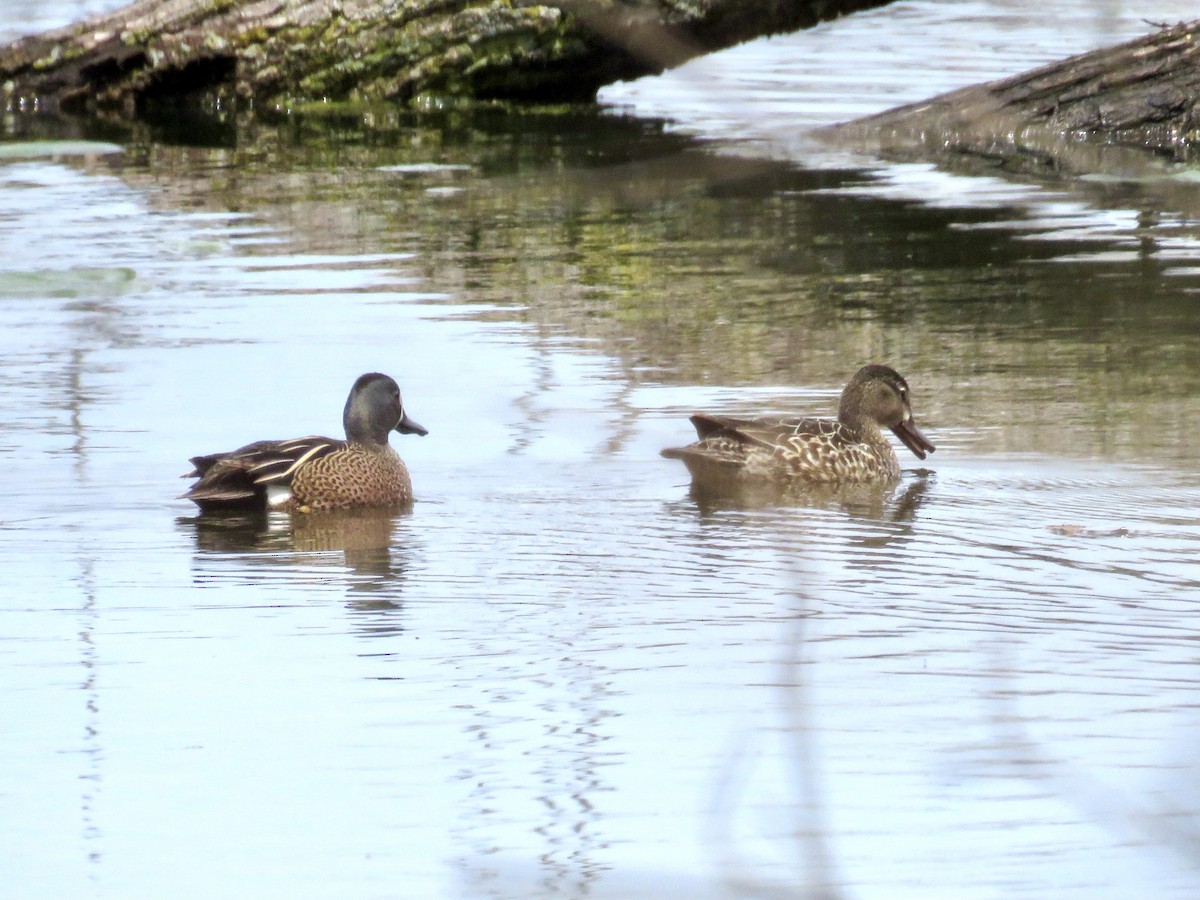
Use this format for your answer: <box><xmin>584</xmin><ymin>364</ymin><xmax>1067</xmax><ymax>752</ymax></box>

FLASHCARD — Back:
<box><xmin>828</xmin><ymin>18</ymin><xmax>1200</xmax><ymax>171</ymax></box>
<box><xmin>0</xmin><ymin>0</ymin><xmax>891</xmax><ymax>117</ymax></box>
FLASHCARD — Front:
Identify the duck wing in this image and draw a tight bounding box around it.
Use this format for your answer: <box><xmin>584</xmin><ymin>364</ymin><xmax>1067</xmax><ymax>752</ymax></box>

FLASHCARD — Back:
<box><xmin>181</xmin><ymin>435</ymin><xmax>346</xmax><ymax>508</ymax></box>
<box><xmin>693</xmin><ymin>413</ymin><xmax>843</xmax><ymax>448</ymax></box>
<box><xmin>663</xmin><ymin>414</ymin><xmax>844</xmax><ymax>466</ymax></box>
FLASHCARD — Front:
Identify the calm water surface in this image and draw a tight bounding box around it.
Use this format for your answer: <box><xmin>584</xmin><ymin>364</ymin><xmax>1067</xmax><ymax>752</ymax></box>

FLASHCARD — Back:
<box><xmin>3</xmin><ymin>1</ymin><xmax>1200</xmax><ymax>897</ymax></box>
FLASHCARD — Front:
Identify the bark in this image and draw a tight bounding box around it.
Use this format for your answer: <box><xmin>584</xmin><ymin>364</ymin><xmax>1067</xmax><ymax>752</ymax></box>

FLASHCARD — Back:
<box><xmin>0</xmin><ymin>0</ymin><xmax>891</xmax><ymax>117</ymax></box>
<box><xmin>828</xmin><ymin>18</ymin><xmax>1200</xmax><ymax>170</ymax></box>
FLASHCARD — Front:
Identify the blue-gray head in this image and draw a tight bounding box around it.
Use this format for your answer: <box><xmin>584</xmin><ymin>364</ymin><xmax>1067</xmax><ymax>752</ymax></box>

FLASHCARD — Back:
<box><xmin>343</xmin><ymin>373</ymin><xmax>428</xmax><ymax>445</ymax></box>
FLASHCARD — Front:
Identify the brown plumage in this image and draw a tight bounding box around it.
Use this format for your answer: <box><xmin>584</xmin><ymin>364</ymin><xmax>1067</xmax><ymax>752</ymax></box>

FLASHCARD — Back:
<box><xmin>181</xmin><ymin>373</ymin><xmax>427</xmax><ymax>512</ymax></box>
<box><xmin>662</xmin><ymin>364</ymin><xmax>935</xmax><ymax>489</ymax></box>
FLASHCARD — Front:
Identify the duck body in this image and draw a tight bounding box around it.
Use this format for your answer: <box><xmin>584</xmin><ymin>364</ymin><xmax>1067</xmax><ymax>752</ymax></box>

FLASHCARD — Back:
<box><xmin>662</xmin><ymin>365</ymin><xmax>935</xmax><ymax>487</ymax></box>
<box><xmin>182</xmin><ymin>373</ymin><xmax>427</xmax><ymax>512</ymax></box>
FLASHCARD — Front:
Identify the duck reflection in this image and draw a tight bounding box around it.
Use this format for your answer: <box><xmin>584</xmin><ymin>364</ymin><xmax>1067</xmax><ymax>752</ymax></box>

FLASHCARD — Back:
<box><xmin>180</xmin><ymin>506</ymin><xmax>415</xmax><ymax>623</ymax></box>
<box><xmin>685</xmin><ymin>470</ymin><xmax>934</xmax><ymax>524</ymax></box>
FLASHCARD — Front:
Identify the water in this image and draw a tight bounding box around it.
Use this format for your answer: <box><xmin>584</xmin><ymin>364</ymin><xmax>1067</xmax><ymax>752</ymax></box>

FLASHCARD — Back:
<box><xmin>3</xmin><ymin>1</ymin><xmax>1200</xmax><ymax>897</ymax></box>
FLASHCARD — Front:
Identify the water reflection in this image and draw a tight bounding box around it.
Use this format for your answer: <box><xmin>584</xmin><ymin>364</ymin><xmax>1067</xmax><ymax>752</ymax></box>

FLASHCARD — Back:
<box><xmin>181</xmin><ymin>507</ymin><xmax>415</xmax><ymax>624</ymax></box>
<box><xmin>683</xmin><ymin>469</ymin><xmax>933</xmax><ymax>522</ymax></box>
<box><xmin>17</xmin><ymin>111</ymin><xmax>1195</xmax><ymax>465</ymax></box>
<box><xmin>75</xmin><ymin>554</ymin><xmax>104</xmax><ymax>874</ymax></box>
<box><xmin>450</xmin><ymin>655</ymin><xmax>612</xmax><ymax>899</ymax></box>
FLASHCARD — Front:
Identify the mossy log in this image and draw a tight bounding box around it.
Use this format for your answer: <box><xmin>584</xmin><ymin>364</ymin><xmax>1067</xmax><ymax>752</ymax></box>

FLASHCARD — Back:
<box><xmin>0</xmin><ymin>0</ymin><xmax>891</xmax><ymax>116</ymax></box>
<box><xmin>829</xmin><ymin>18</ymin><xmax>1200</xmax><ymax>169</ymax></box>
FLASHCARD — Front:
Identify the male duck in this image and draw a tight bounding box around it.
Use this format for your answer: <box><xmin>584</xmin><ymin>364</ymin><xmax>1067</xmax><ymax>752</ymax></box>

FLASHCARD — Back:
<box><xmin>662</xmin><ymin>364</ymin><xmax>935</xmax><ymax>487</ymax></box>
<box><xmin>182</xmin><ymin>372</ymin><xmax>427</xmax><ymax>512</ymax></box>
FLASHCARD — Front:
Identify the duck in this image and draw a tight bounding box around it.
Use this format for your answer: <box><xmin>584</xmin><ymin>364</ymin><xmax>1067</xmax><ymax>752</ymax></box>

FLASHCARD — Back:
<box><xmin>661</xmin><ymin>364</ymin><xmax>935</xmax><ymax>487</ymax></box>
<box><xmin>181</xmin><ymin>372</ymin><xmax>427</xmax><ymax>512</ymax></box>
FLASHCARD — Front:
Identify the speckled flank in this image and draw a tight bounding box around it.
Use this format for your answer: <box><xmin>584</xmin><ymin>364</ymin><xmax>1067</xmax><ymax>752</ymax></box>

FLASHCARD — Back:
<box><xmin>289</xmin><ymin>444</ymin><xmax>413</xmax><ymax>510</ymax></box>
<box><xmin>669</xmin><ymin>417</ymin><xmax>899</xmax><ymax>484</ymax></box>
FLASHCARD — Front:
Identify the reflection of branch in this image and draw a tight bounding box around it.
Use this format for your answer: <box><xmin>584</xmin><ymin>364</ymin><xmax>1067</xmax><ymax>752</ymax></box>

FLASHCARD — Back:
<box><xmin>985</xmin><ymin>643</ymin><xmax>1200</xmax><ymax>872</ymax></box>
<box><xmin>69</xmin><ymin>348</ymin><xmax>87</xmax><ymax>477</ymax></box>
<box><xmin>780</xmin><ymin>582</ymin><xmax>845</xmax><ymax>899</ymax></box>
<box><xmin>705</xmin><ymin>562</ymin><xmax>845</xmax><ymax>898</ymax></box>
<box><xmin>77</xmin><ymin>556</ymin><xmax>104</xmax><ymax>869</ymax></box>
<box><xmin>507</xmin><ymin>333</ymin><xmax>556</xmax><ymax>456</ymax></box>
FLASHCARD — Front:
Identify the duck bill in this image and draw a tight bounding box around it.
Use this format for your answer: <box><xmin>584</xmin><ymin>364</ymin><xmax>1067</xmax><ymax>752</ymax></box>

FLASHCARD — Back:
<box><xmin>395</xmin><ymin>412</ymin><xmax>428</xmax><ymax>436</ymax></box>
<box><xmin>891</xmin><ymin>419</ymin><xmax>935</xmax><ymax>460</ymax></box>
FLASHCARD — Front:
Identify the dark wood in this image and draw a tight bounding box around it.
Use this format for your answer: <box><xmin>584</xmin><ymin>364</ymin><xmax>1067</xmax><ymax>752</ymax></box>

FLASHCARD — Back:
<box><xmin>829</xmin><ymin>19</ymin><xmax>1200</xmax><ymax>169</ymax></box>
<box><xmin>0</xmin><ymin>0</ymin><xmax>893</xmax><ymax>117</ymax></box>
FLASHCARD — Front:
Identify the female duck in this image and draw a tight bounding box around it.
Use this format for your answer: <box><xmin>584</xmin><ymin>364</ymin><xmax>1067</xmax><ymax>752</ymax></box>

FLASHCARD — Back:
<box><xmin>662</xmin><ymin>364</ymin><xmax>935</xmax><ymax>487</ymax></box>
<box><xmin>182</xmin><ymin>372</ymin><xmax>427</xmax><ymax>512</ymax></box>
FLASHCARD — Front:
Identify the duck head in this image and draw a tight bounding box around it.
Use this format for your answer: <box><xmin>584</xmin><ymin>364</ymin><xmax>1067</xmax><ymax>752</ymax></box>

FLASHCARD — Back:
<box><xmin>841</xmin><ymin>364</ymin><xmax>936</xmax><ymax>460</ymax></box>
<box><xmin>344</xmin><ymin>372</ymin><xmax>428</xmax><ymax>444</ymax></box>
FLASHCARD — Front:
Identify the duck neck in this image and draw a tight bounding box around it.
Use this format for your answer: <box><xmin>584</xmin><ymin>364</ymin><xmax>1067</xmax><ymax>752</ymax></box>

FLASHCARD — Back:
<box><xmin>835</xmin><ymin>389</ymin><xmax>866</xmax><ymax>436</ymax></box>
<box><xmin>344</xmin><ymin>401</ymin><xmax>391</xmax><ymax>446</ymax></box>
<box><xmin>838</xmin><ymin>392</ymin><xmax>892</xmax><ymax>450</ymax></box>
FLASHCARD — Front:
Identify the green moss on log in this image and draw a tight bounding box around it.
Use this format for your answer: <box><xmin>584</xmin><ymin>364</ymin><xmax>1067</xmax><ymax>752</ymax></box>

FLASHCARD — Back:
<box><xmin>1</xmin><ymin>0</ymin><xmax>896</xmax><ymax>116</ymax></box>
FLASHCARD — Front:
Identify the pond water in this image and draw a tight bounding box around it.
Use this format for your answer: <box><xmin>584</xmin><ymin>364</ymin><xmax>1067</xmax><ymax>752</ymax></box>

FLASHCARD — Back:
<box><xmin>3</xmin><ymin>1</ymin><xmax>1200</xmax><ymax>897</ymax></box>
